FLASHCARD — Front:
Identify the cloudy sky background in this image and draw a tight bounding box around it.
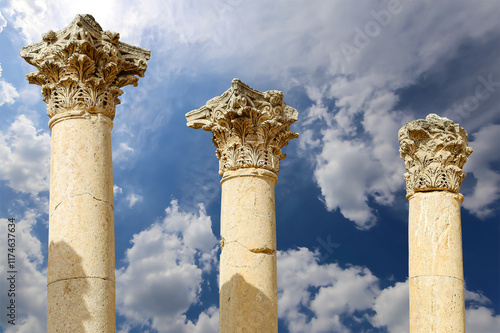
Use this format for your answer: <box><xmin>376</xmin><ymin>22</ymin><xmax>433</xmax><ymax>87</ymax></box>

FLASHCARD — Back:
<box><xmin>0</xmin><ymin>0</ymin><xmax>499</xmax><ymax>332</ymax></box>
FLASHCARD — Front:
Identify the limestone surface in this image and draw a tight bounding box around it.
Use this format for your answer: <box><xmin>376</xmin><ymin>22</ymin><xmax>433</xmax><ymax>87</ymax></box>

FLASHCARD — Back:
<box><xmin>220</xmin><ymin>168</ymin><xmax>278</xmax><ymax>332</ymax></box>
<box><xmin>399</xmin><ymin>113</ymin><xmax>473</xmax><ymax>198</ymax></box>
<box><xmin>187</xmin><ymin>80</ymin><xmax>297</xmax><ymax>332</ymax></box>
<box><xmin>20</xmin><ymin>14</ymin><xmax>150</xmax><ymax>120</ymax></box>
<box><xmin>48</xmin><ymin>114</ymin><xmax>115</xmax><ymax>284</ymax></box>
<box><xmin>399</xmin><ymin>114</ymin><xmax>471</xmax><ymax>333</ymax></box>
<box><xmin>408</xmin><ymin>192</ymin><xmax>465</xmax><ymax>332</ymax></box>
<box><xmin>186</xmin><ymin>78</ymin><xmax>298</xmax><ymax>175</ymax></box>
<box><xmin>21</xmin><ymin>14</ymin><xmax>149</xmax><ymax>333</ymax></box>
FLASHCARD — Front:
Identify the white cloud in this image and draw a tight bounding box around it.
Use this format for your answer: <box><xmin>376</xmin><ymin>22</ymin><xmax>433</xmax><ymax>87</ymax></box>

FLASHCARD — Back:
<box><xmin>113</xmin><ymin>142</ymin><xmax>135</xmax><ymax>164</ymax></box>
<box><xmin>0</xmin><ymin>80</ymin><xmax>19</xmax><ymax>106</ymax></box>
<box><xmin>7</xmin><ymin>1</ymin><xmax>498</xmax><ymax>228</ymax></box>
<box><xmin>3</xmin><ymin>0</ymin><xmax>242</xmax><ymax>50</ymax></box>
<box><xmin>0</xmin><ymin>63</ymin><xmax>20</xmax><ymax>107</ymax></box>
<box><xmin>370</xmin><ymin>280</ymin><xmax>409</xmax><ymax>333</ymax></box>
<box><xmin>0</xmin><ymin>115</ymin><xmax>51</xmax><ymax>195</ymax></box>
<box><xmin>310</xmin><ymin>91</ymin><xmax>406</xmax><ymax>229</ymax></box>
<box><xmin>113</xmin><ymin>184</ymin><xmax>123</xmax><ymax>196</ymax></box>
<box><xmin>0</xmin><ymin>212</ymin><xmax>47</xmax><ymax>333</ymax></box>
<box><xmin>465</xmin><ymin>306</ymin><xmax>500</xmax><ymax>332</ymax></box>
<box><xmin>278</xmin><ymin>249</ymin><xmax>500</xmax><ymax>333</ymax></box>
<box><xmin>277</xmin><ymin>247</ymin><xmax>380</xmax><ymax>332</ymax></box>
<box><xmin>465</xmin><ymin>289</ymin><xmax>492</xmax><ymax>306</ymax></box>
<box><xmin>295</xmin><ymin>0</ymin><xmax>498</xmax><ymax>227</ymax></box>
<box><xmin>369</xmin><ymin>281</ymin><xmax>500</xmax><ymax>333</ymax></box>
<box><xmin>462</xmin><ymin>124</ymin><xmax>500</xmax><ymax>218</ymax></box>
<box><xmin>0</xmin><ymin>11</ymin><xmax>6</xmax><ymax>32</ymax></box>
<box><xmin>2</xmin><ymin>2</ymin><xmax>498</xmax><ymax>331</ymax></box>
<box><xmin>125</xmin><ymin>192</ymin><xmax>143</xmax><ymax>208</ymax></box>
<box><xmin>116</xmin><ymin>199</ymin><xmax>218</xmax><ymax>332</ymax></box>
<box><xmin>314</xmin><ymin>132</ymin><xmax>379</xmax><ymax>228</ymax></box>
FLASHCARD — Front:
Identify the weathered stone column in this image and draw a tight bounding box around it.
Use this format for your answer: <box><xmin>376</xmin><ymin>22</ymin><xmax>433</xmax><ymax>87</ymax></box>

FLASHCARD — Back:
<box><xmin>186</xmin><ymin>79</ymin><xmax>298</xmax><ymax>332</ymax></box>
<box><xmin>399</xmin><ymin>114</ymin><xmax>473</xmax><ymax>332</ymax></box>
<box><xmin>21</xmin><ymin>15</ymin><xmax>150</xmax><ymax>332</ymax></box>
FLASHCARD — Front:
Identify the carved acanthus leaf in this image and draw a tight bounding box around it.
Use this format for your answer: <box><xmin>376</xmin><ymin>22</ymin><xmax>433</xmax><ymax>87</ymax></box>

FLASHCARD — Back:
<box><xmin>398</xmin><ymin>114</ymin><xmax>473</xmax><ymax>197</ymax></box>
<box><xmin>186</xmin><ymin>79</ymin><xmax>299</xmax><ymax>175</ymax></box>
<box><xmin>20</xmin><ymin>14</ymin><xmax>150</xmax><ymax>120</ymax></box>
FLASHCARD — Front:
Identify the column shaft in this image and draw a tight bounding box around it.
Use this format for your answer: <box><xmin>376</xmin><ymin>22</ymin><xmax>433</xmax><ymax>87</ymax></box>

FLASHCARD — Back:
<box><xmin>220</xmin><ymin>168</ymin><xmax>278</xmax><ymax>332</ymax></box>
<box><xmin>408</xmin><ymin>191</ymin><xmax>465</xmax><ymax>332</ymax></box>
<box><xmin>47</xmin><ymin>113</ymin><xmax>115</xmax><ymax>332</ymax></box>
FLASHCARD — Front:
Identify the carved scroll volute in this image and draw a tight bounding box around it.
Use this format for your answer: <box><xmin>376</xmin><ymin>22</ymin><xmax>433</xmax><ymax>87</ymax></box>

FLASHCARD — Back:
<box><xmin>398</xmin><ymin>114</ymin><xmax>473</xmax><ymax>198</ymax></box>
<box><xmin>20</xmin><ymin>14</ymin><xmax>151</xmax><ymax>120</ymax></box>
<box><xmin>186</xmin><ymin>79</ymin><xmax>299</xmax><ymax>176</ymax></box>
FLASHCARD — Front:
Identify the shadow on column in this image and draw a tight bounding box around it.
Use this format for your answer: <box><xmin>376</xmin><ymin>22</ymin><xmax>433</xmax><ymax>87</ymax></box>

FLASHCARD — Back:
<box><xmin>220</xmin><ymin>273</ymin><xmax>276</xmax><ymax>332</ymax></box>
<box><xmin>47</xmin><ymin>241</ymin><xmax>90</xmax><ymax>332</ymax></box>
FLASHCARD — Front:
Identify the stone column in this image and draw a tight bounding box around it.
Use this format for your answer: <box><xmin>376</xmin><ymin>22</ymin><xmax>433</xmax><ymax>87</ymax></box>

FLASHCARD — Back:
<box><xmin>21</xmin><ymin>15</ymin><xmax>150</xmax><ymax>332</ymax></box>
<box><xmin>399</xmin><ymin>114</ymin><xmax>473</xmax><ymax>333</ymax></box>
<box><xmin>186</xmin><ymin>79</ymin><xmax>298</xmax><ymax>332</ymax></box>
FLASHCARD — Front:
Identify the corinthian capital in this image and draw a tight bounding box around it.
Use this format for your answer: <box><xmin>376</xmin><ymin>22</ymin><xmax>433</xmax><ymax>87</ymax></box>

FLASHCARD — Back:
<box><xmin>399</xmin><ymin>114</ymin><xmax>473</xmax><ymax>198</ymax></box>
<box><xmin>20</xmin><ymin>14</ymin><xmax>150</xmax><ymax>120</ymax></box>
<box><xmin>186</xmin><ymin>79</ymin><xmax>299</xmax><ymax>175</ymax></box>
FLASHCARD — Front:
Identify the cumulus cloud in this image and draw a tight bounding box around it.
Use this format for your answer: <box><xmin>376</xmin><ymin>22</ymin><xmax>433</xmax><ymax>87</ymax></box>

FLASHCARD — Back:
<box><xmin>113</xmin><ymin>142</ymin><xmax>135</xmax><ymax>164</ymax></box>
<box><xmin>125</xmin><ymin>192</ymin><xmax>143</xmax><ymax>208</ymax></box>
<box><xmin>113</xmin><ymin>184</ymin><xmax>123</xmax><ymax>196</ymax></box>
<box><xmin>463</xmin><ymin>288</ymin><xmax>500</xmax><ymax>332</ymax></box>
<box><xmin>371</xmin><ymin>282</ymin><xmax>500</xmax><ymax>333</ymax></box>
<box><xmin>0</xmin><ymin>115</ymin><xmax>51</xmax><ymax>195</ymax></box>
<box><xmin>314</xmin><ymin>133</ymin><xmax>378</xmax><ymax>228</ymax></box>
<box><xmin>306</xmin><ymin>87</ymin><xmax>407</xmax><ymax>229</ymax></box>
<box><xmin>462</xmin><ymin>124</ymin><xmax>500</xmax><ymax>218</ymax></box>
<box><xmin>296</xmin><ymin>0</ymin><xmax>499</xmax><ymax>227</ymax></box>
<box><xmin>116</xmin><ymin>199</ymin><xmax>218</xmax><ymax>332</ymax></box>
<box><xmin>277</xmin><ymin>247</ymin><xmax>380</xmax><ymax>332</ymax></box>
<box><xmin>370</xmin><ymin>282</ymin><xmax>500</xmax><ymax>333</ymax></box>
<box><xmin>0</xmin><ymin>80</ymin><xmax>19</xmax><ymax>106</ymax></box>
<box><xmin>0</xmin><ymin>64</ymin><xmax>20</xmax><ymax>107</ymax></box>
<box><xmin>0</xmin><ymin>212</ymin><xmax>47</xmax><ymax>333</ymax></box>
<box><xmin>465</xmin><ymin>306</ymin><xmax>500</xmax><ymax>332</ymax></box>
<box><xmin>2</xmin><ymin>2</ymin><xmax>498</xmax><ymax>332</ymax></box>
<box><xmin>370</xmin><ymin>280</ymin><xmax>409</xmax><ymax>332</ymax></box>
<box><xmin>1</xmin><ymin>199</ymin><xmax>220</xmax><ymax>333</ymax></box>
<box><xmin>3</xmin><ymin>0</ymin><xmax>243</xmax><ymax>52</ymax></box>
<box><xmin>6</xmin><ymin>1</ymin><xmax>498</xmax><ymax>229</ymax></box>
<box><xmin>0</xmin><ymin>11</ymin><xmax>6</xmax><ymax>32</ymax></box>
<box><xmin>278</xmin><ymin>249</ymin><xmax>500</xmax><ymax>333</ymax></box>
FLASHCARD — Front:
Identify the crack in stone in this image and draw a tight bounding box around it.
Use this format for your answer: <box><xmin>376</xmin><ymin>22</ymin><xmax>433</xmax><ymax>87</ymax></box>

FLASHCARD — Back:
<box><xmin>52</xmin><ymin>200</ymin><xmax>64</xmax><ymax>214</ymax></box>
<box><xmin>222</xmin><ymin>239</ymin><xmax>275</xmax><ymax>255</ymax></box>
<box><xmin>47</xmin><ymin>276</ymin><xmax>115</xmax><ymax>286</ymax></box>
<box><xmin>51</xmin><ymin>192</ymin><xmax>113</xmax><ymax>216</ymax></box>
<box><xmin>410</xmin><ymin>275</ymin><xmax>464</xmax><ymax>282</ymax></box>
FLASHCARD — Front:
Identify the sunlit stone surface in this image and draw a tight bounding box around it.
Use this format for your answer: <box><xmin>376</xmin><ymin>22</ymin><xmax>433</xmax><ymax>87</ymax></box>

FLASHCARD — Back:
<box><xmin>399</xmin><ymin>114</ymin><xmax>472</xmax><ymax>333</ymax></box>
<box><xmin>187</xmin><ymin>79</ymin><xmax>298</xmax><ymax>332</ymax></box>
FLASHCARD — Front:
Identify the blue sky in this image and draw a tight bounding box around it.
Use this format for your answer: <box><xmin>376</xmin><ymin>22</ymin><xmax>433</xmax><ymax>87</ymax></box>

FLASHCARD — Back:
<box><xmin>0</xmin><ymin>1</ymin><xmax>499</xmax><ymax>332</ymax></box>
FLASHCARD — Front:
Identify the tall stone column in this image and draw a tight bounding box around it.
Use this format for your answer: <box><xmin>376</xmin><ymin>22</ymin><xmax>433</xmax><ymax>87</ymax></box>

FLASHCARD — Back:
<box><xmin>186</xmin><ymin>79</ymin><xmax>298</xmax><ymax>332</ymax></box>
<box><xmin>399</xmin><ymin>114</ymin><xmax>473</xmax><ymax>332</ymax></box>
<box><xmin>21</xmin><ymin>15</ymin><xmax>150</xmax><ymax>332</ymax></box>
